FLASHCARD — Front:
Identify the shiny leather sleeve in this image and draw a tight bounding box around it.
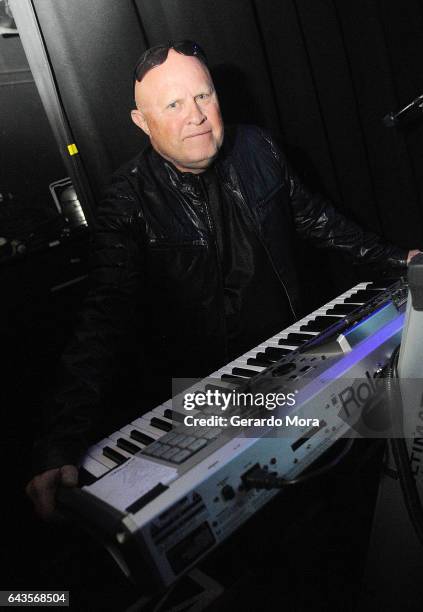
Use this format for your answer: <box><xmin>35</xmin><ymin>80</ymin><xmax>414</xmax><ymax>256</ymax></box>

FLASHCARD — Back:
<box><xmin>262</xmin><ymin>130</ymin><xmax>409</xmax><ymax>268</ymax></box>
<box><xmin>32</xmin><ymin>173</ymin><xmax>145</xmax><ymax>475</ymax></box>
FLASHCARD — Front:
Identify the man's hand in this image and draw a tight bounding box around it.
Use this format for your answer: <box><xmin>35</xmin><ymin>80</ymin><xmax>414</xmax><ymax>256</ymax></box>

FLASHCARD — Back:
<box><xmin>26</xmin><ymin>465</ymin><xmax>78</xmax><ymax>521</ymax></box>
<box><xmin>407</xmin><ymin>249</ymin><xmax>422</xmax><ymax>264</ymax></box>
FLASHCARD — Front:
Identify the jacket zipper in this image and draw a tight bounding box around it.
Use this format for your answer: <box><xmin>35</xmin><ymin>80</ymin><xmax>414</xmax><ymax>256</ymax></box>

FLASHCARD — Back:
<box><xmin>221</xmin><ymin>179</ymin><xmax>298</xmax><ymax>321</ymax></box>
<box><xmin>198</xmin><ymin>176</ymin><xmax>229</xmax><ymax>361</ymax></box>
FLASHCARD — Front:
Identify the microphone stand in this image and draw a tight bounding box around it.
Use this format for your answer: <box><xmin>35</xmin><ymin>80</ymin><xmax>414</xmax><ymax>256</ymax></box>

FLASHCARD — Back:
<box><xmin>383</xmin><ymin>94</ymin><xmax>423</xmax><ymax>128</ymax></box>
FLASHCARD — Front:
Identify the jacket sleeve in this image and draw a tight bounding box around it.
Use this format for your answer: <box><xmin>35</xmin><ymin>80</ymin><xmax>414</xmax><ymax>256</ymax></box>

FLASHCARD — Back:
<box><xmin>32</xmin><ymin>173</ymin><xmax>145</xmax><ymax>475</ymax></box>
<box><xmin>262</xmin><ymin>130</ymin><xmax>409</xmax><ymax>269</ymax></box>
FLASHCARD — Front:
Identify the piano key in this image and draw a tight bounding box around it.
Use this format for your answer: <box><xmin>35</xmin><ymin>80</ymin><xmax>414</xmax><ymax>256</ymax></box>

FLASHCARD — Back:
<box><xmin>80</xmin><ymin>455</ymin><xmax>111</xmax><ymax>478</ymax></box>
<box><xmin>286</xmin><ymin>332</ymin><xmax>316</xmax><ymax>342</ymax></box>
<box><xmin>153</xmin><ymin>404</ymin><xmax>197</xmax><ymax>421</ymax></box>
<box><xmin>116</xmin><ymin>437</ymin><xmax>142</xmax><ymax>454</ymax></box>
<box><xmin>231</xmin><ymin>367</ymin><xmax>261</xmax><ymax>378</ymax></box>
<box><xmin>88</xmin><ymin>446</ymin><xmax>121</xmax><ymax>469</ymax></box>
<box><xmin>278</xmin><ymin>337</ymin><xmax>310</xmax><ymax>347</ymax></box>
<box><xmin>366</xmin><ymin>282</ymin><xmax>387</xmax><ymax>290</ymax></box>
<box><xmin>102</xmin><ymin>445</ymin><xmax>129</xmax><ymax>464</ymax></box>
<box><xmin>101</xmin><ymin>435</ymin><xmax>136</xmax><ymax>457</ymax></box>
<box><xmin>234</xmin><ymin>361</ymin><xmax>265</xmax><ymax>373</ymax></box>
<box><xmin>258</xmin><ymin>341</ymin><xmax>293</xmax><ymax>354</ymax></box>
<box><xmin>300</xmin><ymin>316</ymin><xmax>342</xmax><ymax>332</ymax></box>
<box><xmin>150</xmin><ymin>416</ymin><xmax>173</xmax><ymax>432</ymax></box>
<box><xmin>325</xmin><ymin>303</ymin><xmax>359</xmax><ymax>315</ymax></box>
<box><xmin>252</xmin><ymin>352</ymin><xmax>278</xmax><ymax>364</ymax></box>
<box><xmin>141</xmin><ymin>418</ymin><xmax>173</xmax><ymax>438</ymax></box>
<box><xmin>120</xmin><ymin>425</ymin><xmax>155</xmax><ymax>446</ymax></box>
<box><xmin>132</xmin><ymin>418</ymin><xmax>164</xmax><ymax>439</ymax></box>
<box><xmin>247</xmin><ymin>356</ymin><xmax>274</xmax><ymax>367</ymax></box>
<box><xmin>109</xmin><ymin>431</ymin><xmax>145</xmax><ymax>451</ymax></box>
<box><xmin>221</xmin><ymin>374</ymin><xmax>248</xmax><ymax>384</ymax></box>
<box><xmin>265</xmin><ymin>347</ymin><xmax>293</xmax><ymax>360</ymax></box>
<box><xmin>160</xmin><ymin>408</ymin><xmax>184</xmax><ymax>423</ymax></box>
<box><xmin>205</xmin><ymin>383</ymin><xmax>237</xmax><ymax>394</ymax></box>
<box><xmin>264</xmin><ymin>339</ymin><xmax>299</xmax><ymax>349</ymax></box>
<box><xmin>344</xmin><ymin>289</ymin><xmax>381</xmax><ymax>303</ymax></box>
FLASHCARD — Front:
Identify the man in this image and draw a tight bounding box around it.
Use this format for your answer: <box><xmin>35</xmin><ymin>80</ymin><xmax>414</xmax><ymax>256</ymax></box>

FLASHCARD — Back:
<box><xmin>26</xmin><ymin>41</ymin><xmax>419</xmax><ymax>519</ymax></box>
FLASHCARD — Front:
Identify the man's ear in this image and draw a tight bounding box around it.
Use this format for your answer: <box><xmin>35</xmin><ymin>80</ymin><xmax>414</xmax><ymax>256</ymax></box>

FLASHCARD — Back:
<box><xmin>131</xmin><ymin>108</ymin><xmax>150</xmax><ymax>136</ymax></box>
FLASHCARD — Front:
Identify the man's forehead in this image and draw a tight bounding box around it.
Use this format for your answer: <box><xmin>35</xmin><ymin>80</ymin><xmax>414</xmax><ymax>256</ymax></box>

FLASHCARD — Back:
<box><xmin>135</xmin><ymin>51</ymin><xmax>212</xmax><ymax>102</ymax></box>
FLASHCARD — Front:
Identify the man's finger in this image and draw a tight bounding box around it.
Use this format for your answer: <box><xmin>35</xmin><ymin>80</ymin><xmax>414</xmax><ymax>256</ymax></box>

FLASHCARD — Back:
<box><xmin>31</xmin><ymin>470</ymin><xmax>61</xmax><ymax>520</ymax></box>
<box><xmin>60</xmin><ymin>465</ymin><xmax>78</xmax><ymax>487</ymax></box>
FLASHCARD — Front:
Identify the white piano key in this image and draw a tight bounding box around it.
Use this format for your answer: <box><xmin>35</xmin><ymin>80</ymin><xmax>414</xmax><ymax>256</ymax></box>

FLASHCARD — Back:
<box><xmin>96</xmin><ymin>438</ymin><xmax>134</xmax><ymax>460</ymax></box>
<box><xmin>80</xmin><ymin>454</ymin><xmax>111</xmax><ymax>478</ymax></box>
<box><xmin>151</xmin><ymin>403</ymin><xmax>198</xmax><ymax>420</ymax></box>
<box><xmin>232</xmin><ymin>361</ymin><xmax>266</xmax><ymax>372</ymax></box>
<box><xmin>132</xmin><ymin>417</ymin><xmax>167</xmax><ymax>439</ymax></box>
<box><xmin>108</xmin><ymin>431</ymin><xmax>144</xmax><ymax>452</ymax></box>
<box><xmin>143</xmin><ymin>412</ymin><xmax>175</xmax><ymax>430</ymax></box>
<box><xmin>88</xmin><ymin>446</ymin><xmax>121</xmax><ymax>469</ymax></box>
<box><xmin>120</xmin><ymin>424</ymin><xmax>156</xmax><ymax>445</ymax></box>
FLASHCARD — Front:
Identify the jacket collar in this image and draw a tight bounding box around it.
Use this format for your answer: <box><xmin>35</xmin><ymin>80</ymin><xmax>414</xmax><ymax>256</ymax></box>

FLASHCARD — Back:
<box><xmin>148</xmin><ymin>133</ymin><xmax>236</xmax><ymax>195</ymax></box>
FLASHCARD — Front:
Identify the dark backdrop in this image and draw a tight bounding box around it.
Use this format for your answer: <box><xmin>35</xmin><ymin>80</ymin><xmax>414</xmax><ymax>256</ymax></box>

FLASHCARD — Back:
<box><xmin>4</xmin><ymin>2</ymin><xmax>423</xmax><ymax>603</ymax></box>
<box><xmin>28</xmin><ymin>0</ymin><xmax>423</xmax><ymax>305</ymax></box>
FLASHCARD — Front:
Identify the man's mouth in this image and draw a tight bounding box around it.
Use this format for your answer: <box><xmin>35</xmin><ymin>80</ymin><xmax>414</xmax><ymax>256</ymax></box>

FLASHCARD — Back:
<box><xmin>185</xmin><ymin>130</ymin><xmax>212</xmax><ymax>139</ymax></box>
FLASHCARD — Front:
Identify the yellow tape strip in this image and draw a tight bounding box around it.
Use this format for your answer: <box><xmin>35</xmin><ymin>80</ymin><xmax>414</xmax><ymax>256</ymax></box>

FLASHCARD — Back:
<box><xmin>67</xmin><ymin>143</ymin><xmax>79</xmax><ymax>156</ymax></box>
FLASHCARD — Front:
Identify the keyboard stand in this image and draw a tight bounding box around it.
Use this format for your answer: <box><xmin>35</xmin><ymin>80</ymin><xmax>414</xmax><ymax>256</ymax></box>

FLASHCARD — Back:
<box><xmin>124</xmin><ymin>569</ymin><xmax>224</xmax><ymax>612</ymax></box>
<box><xmin>360</xmin><ymin>255</ymin><xmax>423</xmax><ymax>610</ymax></box>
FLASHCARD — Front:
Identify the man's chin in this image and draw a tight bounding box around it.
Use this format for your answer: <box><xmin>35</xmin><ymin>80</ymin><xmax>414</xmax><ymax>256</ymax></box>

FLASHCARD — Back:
<box><xmin>176</xmin><ymin>151</ymin><xmax>219</xmax><ymax>173</ymax></box>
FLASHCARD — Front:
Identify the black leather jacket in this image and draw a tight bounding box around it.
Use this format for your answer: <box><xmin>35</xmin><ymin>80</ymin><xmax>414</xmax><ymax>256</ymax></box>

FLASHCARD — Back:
<box><xmin>33</xmin><ymin>124</ymin><xmax>408</xmax><ymax>474</ymax></box>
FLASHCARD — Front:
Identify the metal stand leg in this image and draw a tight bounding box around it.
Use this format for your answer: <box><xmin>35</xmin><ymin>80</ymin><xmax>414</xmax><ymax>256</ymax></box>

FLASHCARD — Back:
<box><xmin>125</xmin><ymin>569</ymin><xmax>224</xmax><ymax>612</ymax></box>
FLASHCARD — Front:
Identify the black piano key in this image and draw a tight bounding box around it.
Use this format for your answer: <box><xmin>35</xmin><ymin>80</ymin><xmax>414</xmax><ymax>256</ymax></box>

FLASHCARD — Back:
<box><xmin>287</xmin><ymin>332</ymin><xmax>315</xmax><ymax>342</ymax></box>
<box><xmin>130</xmin><ymin>429</ymin><xmax>155</xmax><ymax>445</ymax></box>
<box><xmin>278</xmin><ymin>333</ymin><xmax>314</xmax><ymax>346</ymax></box>
<box><xmin>79</xmin><ymin>467</ymin><xmax>97</xmax><ymax>487</ymax></box>
<box><xmin>300</xmin><ymin>316</ymin><xmax>341</xmax><ymax>332</ymax></box>
<box><xmin>247</xmin><ymin>356</ymin><xmax>273</xmax><ymax>367</ymax></box>
<box><xmin>164</xmin><ymin>408</ymin><xmax>185</xmax><ymax>423</ymax></box>
<box><xmin>254</xmin><ymin>351</ymin><xmax>281</xmax><ymax>363</ymax></box>
<box><xmin>264</xmin><ymin>347</ymin><xmax>292</xmax><ymax>360</ymax></box>
<box><xmin>205</xmin><ymin>383</ymin><xmax>234</xmax><ymax>393</ymax></box>
<box><xmin>231</xmin><ymin>367</ymin><xmax>259</xmax><ymax>377</ymax></box>
<box><xmin>150</xmin><ymin>417</ymin><xmax>173</xmax><ymax>432</ymax></box>
<box><xmin>278</xmin><ymin>338</ymin><xmax>303</xmax><ymax>347</ymax></box>
<box><xmin>344</xmin><ymin>289</ymin><xmax>381</xmax><ymax>303</ymax></box>
<box><xmin>117</xmin><ymin>437</ymin><xmax>141</xmax><ymax>454</ymax></box>
<box><xmin>220</xmin><ymin>374</ymin><xmax>246</xmax><ymax>384</ymax></box>
<box><xmin>326</xmin><ymin>303</ymin><xmax>358</xmax><ymax>315</ymax></box>
<box><xmin>103</xmin><ymin>446</ymin><xmax>128</xmax><ymax>464</ymax></box>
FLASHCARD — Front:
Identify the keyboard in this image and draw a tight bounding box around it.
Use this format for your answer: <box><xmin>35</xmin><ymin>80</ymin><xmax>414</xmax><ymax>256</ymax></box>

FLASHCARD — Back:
<box><xmin>66</xmin><ymin>279</ymin><xmax>407</xmax><ymax>587</ymax></box>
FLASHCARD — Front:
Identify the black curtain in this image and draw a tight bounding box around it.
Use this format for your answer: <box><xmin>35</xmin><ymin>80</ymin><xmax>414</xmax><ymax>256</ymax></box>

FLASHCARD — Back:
<box><xmin>31</xmin><ymin>0</ymin><xmax>423</xmax><ymax>303</ymax></box>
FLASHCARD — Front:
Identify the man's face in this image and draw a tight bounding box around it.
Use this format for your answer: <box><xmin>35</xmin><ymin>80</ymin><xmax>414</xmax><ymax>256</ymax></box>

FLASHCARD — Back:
<box><xmin>131</xmin><ymin>50</ymin><xmax>224</xmax><ymax>173</ymax></box>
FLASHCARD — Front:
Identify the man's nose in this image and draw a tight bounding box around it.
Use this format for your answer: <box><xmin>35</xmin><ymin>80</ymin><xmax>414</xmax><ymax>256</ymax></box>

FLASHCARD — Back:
<box><xmin>187</xmin><ymin>100</ymin><xmax>206</xmax><ymax>124</ymax></box>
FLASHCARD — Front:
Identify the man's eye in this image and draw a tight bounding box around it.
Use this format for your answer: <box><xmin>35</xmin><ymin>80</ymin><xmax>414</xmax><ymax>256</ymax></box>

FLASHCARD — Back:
<box><xmin>167</xmin><ymin>101</ymin><xmax>178</xmax><ymax>109</ymax></box>
<box><xmin>197</xmin><ymin>93</ymin><xmax>209</xmax><ymax>100</ymax></box>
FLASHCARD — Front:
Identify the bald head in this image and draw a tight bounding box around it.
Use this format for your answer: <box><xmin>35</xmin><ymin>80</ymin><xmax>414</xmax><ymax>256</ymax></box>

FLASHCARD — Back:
<box><xmin>131</xmin><ymin>50</ymin><xmax>224</xmax><ymax>173</ymax></box>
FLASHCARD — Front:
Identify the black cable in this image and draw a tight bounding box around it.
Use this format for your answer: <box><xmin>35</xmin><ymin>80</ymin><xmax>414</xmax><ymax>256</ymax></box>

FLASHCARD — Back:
<box><xmin>244</xmin><ymin>437</ymin><xmax>355</xmax><ymax>490</ymax></box>
<box><xmin>386</xmin><ymin>345</ymin><xmax>423</xmax><ymax>548</ymax></box>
